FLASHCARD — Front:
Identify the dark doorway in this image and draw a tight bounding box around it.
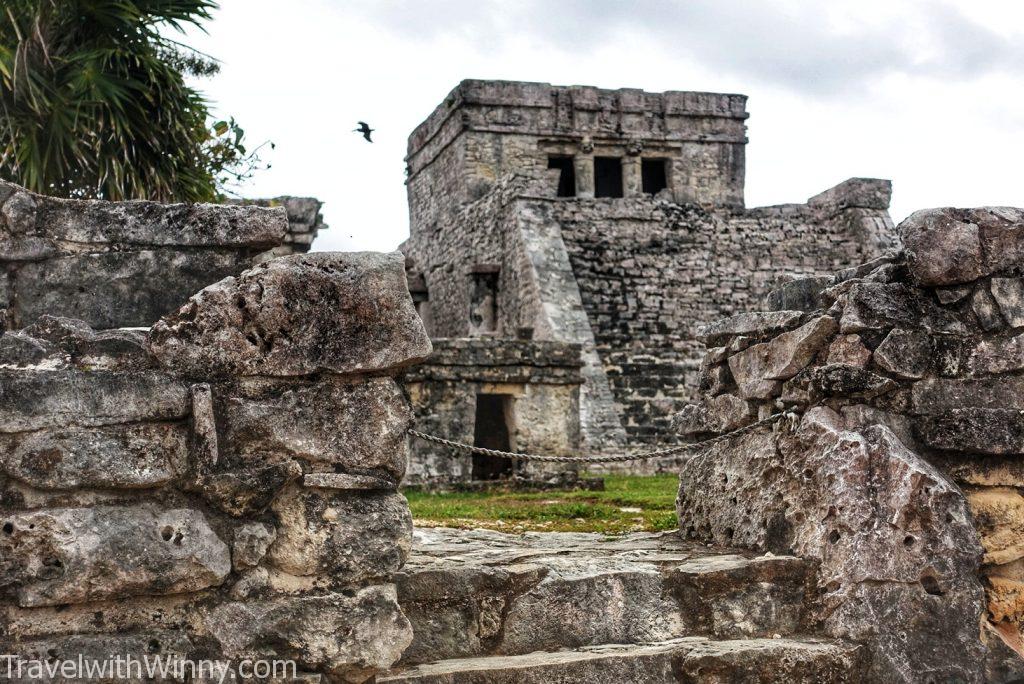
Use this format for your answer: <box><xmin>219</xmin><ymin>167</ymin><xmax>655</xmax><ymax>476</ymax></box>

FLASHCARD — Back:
<box><xmin>548</xmin><ymin>156</ymin><xmax>576</xmax><ymax>197</ymax></box>
<box><xmin>642</xmin><ymin>159</ymin><xmax>668</xmax><ymax>195</ymax></box>
<box><xmin>594</xmin><ymin>157</ymin><xmax>623</xmax><ymax>198</ymax></box>
<box><xmin>472</xmin><ymin>394</ymin><xmax>514</xmax><ymax>480</ymax></box>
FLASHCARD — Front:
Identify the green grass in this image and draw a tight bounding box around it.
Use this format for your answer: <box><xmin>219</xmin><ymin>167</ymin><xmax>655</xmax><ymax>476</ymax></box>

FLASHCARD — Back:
<box><xmin>405</xmin><ymin>475</ymin><xmax>679</xmax><ymax>534</ymax></box>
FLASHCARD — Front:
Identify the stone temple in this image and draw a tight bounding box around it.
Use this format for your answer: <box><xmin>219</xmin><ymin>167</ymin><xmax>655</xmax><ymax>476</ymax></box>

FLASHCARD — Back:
<box><xmin>401</xmin><ymin>79</ymin><xmax>898</xmax><ymax>484</ymax></box>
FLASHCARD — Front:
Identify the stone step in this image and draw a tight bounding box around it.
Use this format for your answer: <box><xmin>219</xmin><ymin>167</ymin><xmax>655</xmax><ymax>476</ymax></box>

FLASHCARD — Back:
<box><xmin>380</xmin><ymin>636</ymin><xmax>865</xmax><ymax>683</ymax></box>
<box><xmin>396</xmin><ymin>528</ymin><xmax>816</xmax><ymax>665</ymax></box>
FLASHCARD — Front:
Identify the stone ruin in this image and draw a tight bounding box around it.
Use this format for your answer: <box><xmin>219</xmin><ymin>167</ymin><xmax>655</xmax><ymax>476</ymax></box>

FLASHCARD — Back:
<box><xmin>0</xmin><ymin>182</ymin><xmax>430</xmax><ymax>681</ymax></box>
<box><xmin>675</xmin><ymin>207</ymin><xmax>1024</xmax><ymax>681</ymax></box>
<box><xmin>4</xmin><ymin>78</ymin><xmax>1024</xmax><ymax>682</ymax></box>
<box><xmin>401</xmin><ymin>79</ymin><xmax>898</xmax><ymax>485</ymax></box>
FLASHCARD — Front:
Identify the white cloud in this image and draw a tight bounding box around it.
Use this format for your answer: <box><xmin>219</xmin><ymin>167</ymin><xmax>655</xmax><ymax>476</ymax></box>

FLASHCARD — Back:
<box><xmin>180</xmin><ymin>0</ymin><xmax>1024</xmax><ymax>253</ymax></box>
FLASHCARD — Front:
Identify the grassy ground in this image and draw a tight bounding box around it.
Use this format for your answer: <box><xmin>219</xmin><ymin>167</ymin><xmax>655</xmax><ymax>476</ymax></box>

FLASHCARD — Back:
<box><xmin>405</xmin><ymin>475</ymin><xmax>679</xmax><ymax>534</ymax></box>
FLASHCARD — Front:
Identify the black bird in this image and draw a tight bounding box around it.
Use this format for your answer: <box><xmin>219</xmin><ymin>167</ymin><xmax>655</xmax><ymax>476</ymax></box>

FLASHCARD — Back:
<box><xmin>354</xmin><ymin>121</ymin><xmax>374</xmax><ymax>142</ymax></box>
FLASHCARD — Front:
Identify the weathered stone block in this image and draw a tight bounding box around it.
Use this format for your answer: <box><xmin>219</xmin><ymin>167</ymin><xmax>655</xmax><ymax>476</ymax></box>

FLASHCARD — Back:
<box><xmin>826</xmin><ymin>334</ymin><xmax>871</xmax><ymax>367</ymax></box>
<box><xmin>918</xmin><ymin>409</ymin><xmax>1024</xmax><ymax>455</ymax></box>
<box><xmin>677</xmin><ymin>410</ymin><xmax>986</xmax><ymax>682</ymax></box>
<box><xmin>203</xmin><ymin>586</ymin><xmax>412</xmax><ymax>681</ymax></box>
<box><xmin>148</xmin><ymin>252</ymin><xmax>431</xmax><ymax>378</ymax></box>
<box><xmin>991</xmin><ymin>278</ymin><xmax>1024</xmax><ymax>328</ymax></box>
<box><xmin>839</xmin><ymin>282</ymin><xmax>963</xmax><ymax>334</ymax></box>
<box><xmin>697</xmin><ymin>311</ymin><xmax>804</xmax><ymax>346</ymax></box>
<box><xmin>728</xmin><ymin>316</ymin><xmax>837</xmax><ymax>398</ymax></box>
<box><xmin>899</xmin><ymin>209</ymin><xmax>984</xmax><ymax>285</ymax></box>
<box><xmin>873</xmin><ymin>329</ymin><xmax>930</xmax><ymax>379</ymax></box>
<box><xmin>267</xmin><ymin>486</ymin><xmax>412</xmax><ymax>581</ymax></box>
<box><xmin>0</xmin><ymin>369</ymin><xmax>189</xmax><ymax>432</ymax></box>
<box><xmin>966</xmin><ymin>487</ymin><xmax>1024</xmax><ymax>565</ymax></box>
<box><xmin>763</xmin><ymin>276</ymin><xmax>833</xmax><ymax>312</ymax></box>
<box><xmin>671</xmin><ymin>394</ymin><xmax>753</xmax><ymax>435</ymax></box>
<box><xmin>220</xmin><ymin>377</ymin><xmax>411</xmax><ymax>481</ymax></box>
<box><xmin>0</xmin><ymin>423</ymin><xmax>187</xmax><ymax>490</ymax></box>
<box><xmin>14</xmin><ymin>250</ymin><xmax>247</xmax><ymax>329</ymax></box>
<box><xmin>970</xmin><ymin>334</ymin><xmax>1024</xmax><ymax>375</ymax></box>
<box><xmin>912</xmin><ymin>377</ymin><xmax>1024</xmax><ymax>414</ymax></box>
<box><xmin>972</xmin><ymin>285</ymin><xmax>1005</xmax><ymax>332</ymax></box>
<box><xmin>0</xmin><ymin>506</ymin><xmax>230</xmax><ymax>607</ymax></box>
<box><xmin>233</xmin><ymin>521</ymin><xmax>277</xmax><ymax>570</ymax></box>
<box><xmin>807</xmin><ymin>364</ymin><xmax>896</xmax><ymax>400</ymax></box>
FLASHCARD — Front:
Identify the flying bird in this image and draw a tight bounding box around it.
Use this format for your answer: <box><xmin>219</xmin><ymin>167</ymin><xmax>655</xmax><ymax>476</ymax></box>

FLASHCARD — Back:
<box><xmin>354</xmin><ymin>121</ymin><xmax>374</xmax><ymax>142</ymax></box>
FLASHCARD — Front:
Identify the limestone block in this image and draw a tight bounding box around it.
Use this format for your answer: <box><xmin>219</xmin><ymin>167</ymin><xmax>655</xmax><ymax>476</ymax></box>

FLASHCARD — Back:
<box><xmin>966</xmin><ymin>488</ymin><xmax>1024</xmax><ymax>565</ymax></box>
<box><xmin>219</xmin><ymin>377</ymin><xmax>411</xmax><ymax>481</ymax></box>
<box><xmin>233</xmin><ymin>522</ymin><xmax>277</xmax><ymax>570</ymax></box>
<box><xmin>45</xmin><ymin>198</ymin><xmax>286</xmax><ymax>247</ymax></box>
<box><xmin>0</xmin><ymin>189</ymin><xmax>55</xmax><ymax>260</ymax></box>
<box><xmin>901</xmin><ymin>207</ymin><xmax>1024</xmax><ymax>285</ymax></box>
<box><xmin>0</xmin><ymin>332</ymin><xmax>51</xmax><ymax>368</ymax></box>
<box><xmin>147</xmin><ymin>252</ymin><xmax>431</xmax><ymax>378</ymax></box>
<box><xmin>9</xmin><ymin>631</ymin><xmax>195</xmax><ymax>674</ymax></box>
<box><xmin>0</xmin><ymin>369</ymin><xmax>189</xmax><ymax>432</ymax></box>
<box><xmin>763</xmin><ymin>276</ymin><xmax>833</xmax><ymax>312</ymax></box>
<box><xmin>970</xmin><ymin>334</ymin><xmax>1024</xmax><ymax>375</ymax></box>
<box><xmin>991</xmin><ymin>278</ymin><xmax>1024</xmax><ymax>328</ymax></box>
<box><xmin>267</xmin><ymin>486</ymin><xmax>412</xmax><ymax>581</ymax></box>
<box><xmin>973</xmin><ymin>285</ymin><xmax>1005</xmax><ymax>332</ymax></box>
<box><xmin>873</xmin><ymin>329</ymin><xmax>931</xmax><ymax>379</ymax></box>
<box><xmin>826</xmin><ymin>334</ymin><xmax>871</xmax><ymax>367</ymax></box>
<box><xmin>0</xmin><ymin>506</ymin><xmax>230</xmax><ymax>607</ymax></box>
<box><xmin>912</xmin><ymin>377</ymin><xmax>1024</xmax><ymax>413</ymax></box>
<box><xmin>987</xmin><ymin>576</ymin><xmax>1024</xmax><ymax>624</ymax></box>
<box><xmin>203</xmin><ymin>586</ymin><xmax>412</xmax><ymax>681</ymax></box>
<box><xmin>807</xmin><ymin>364</ymin><xmax>897</xmax><ymax>400</ymax></box>
<box><xmin>728</xmin><ymin>317</ymin><xmax>837</xmax><ymax>398</ymax></box>
<box><xmin>697</xmin><ymin>311</ymin><xmax>803</xmax><ymax>346</ymax></box>
<box><xmin>677</xmin><ymin>410</ymin><xmax>986</xmax><ymax>682</ymax></box>
<box><xmin>839</xmin><ymin>282</ymin><xmax>963</xmax><ymax>334</ymax></box>
<box><xmin>919</xmin><ymin>409</ymin><xmax>1024</xmax><ymax>455</ymax></box>
<box><xmin>899</xmin><ymin>209</ymin><xmax>985</xmax><ymax>285</ymax></box>
<box><xmin>14</xmin><ymin>250</ymin><xmax>248</xmax><ymax>329</ymax></box>
<box><xmin>0</xmin><ymin>423</ymin><xmax>187</xmax><ymax>490</ymax></box>
<box><xmin>671</xmin><ymin>394</ymin><xmax>753</xmax><ymax>435</ymax></box>
<box><xmin>191</xmin><ymin>454</ymin><xmax>303</xmax><ymax>518</ymax></box>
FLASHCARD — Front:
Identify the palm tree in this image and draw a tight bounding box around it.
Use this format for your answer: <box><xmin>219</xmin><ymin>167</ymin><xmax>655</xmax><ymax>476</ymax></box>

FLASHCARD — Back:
<box><xmin>0</xmin><ymin>0</ymin><xmax>257</xmax><ymax>202</ymax></box>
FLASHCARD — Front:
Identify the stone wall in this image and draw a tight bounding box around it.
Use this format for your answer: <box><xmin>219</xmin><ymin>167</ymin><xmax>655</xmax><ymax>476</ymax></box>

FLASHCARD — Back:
<box><xmin>0</xmin><ymin>179</ymin><xmax>326</xmax><ymax>330</ymax></box>
<box><xmin>234</xmin><ymin>196</ymin><xmax>328</xmax><ymax>257</ymax></box>
<box><xmin>404</xmin><ymin>173</ymin><xmax>896</xmax><ymax>453</ymax></box>
<box><xmin>673</xmin><ymin>207</ymin><xmax>1024</xmax><ymax>681</ymax></box>
<box><xmin>405</xmin><ymin>80</ymin><xmax>750</xmax><ymax>240</ymax></box>
<box><xmin>402</xmin><ymin>338</ymin><xmax>582</xmax><ymax>485</ymax></box>
<box><xmin>0</xmin><ymin>251</ymin><xmax>431</xmax><ymax>682</ymax></box>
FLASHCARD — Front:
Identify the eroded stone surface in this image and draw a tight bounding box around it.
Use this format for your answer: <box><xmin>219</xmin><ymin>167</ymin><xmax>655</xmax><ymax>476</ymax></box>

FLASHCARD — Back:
<box><xmin>203</xmin><ymin>586</ymin><xmax>413</xmax><ymax>682</ymax></box>
<box><xmin>0</xmin><ymin>369</ymin><xmax>189</xmax><ymax>432</ymax></box>
<box><xmin>677</xmin><ymin>410</ymin><xmax>986</xmax><ymax>682</ymax></box>
<box><xmin>268</xmin><ymin>487</ymin><xmax>413</xmax><ymax>581</ymax></box>
<box><xmin>0</xmin><ymin>423</ymin><xmax>186</xmax><ymax>490</ymax></box>
<box><xmin>219</xmin><ymin>376</ymin><xmax>410</xmax><ymax>481</ymax></box>
<box><xmin>147</xmin><ymin>252</ymin><xmax>431</xmax><ymax>378</ymax></box>
<box><xmin>0</xmin><ymin>506</ymin><xmax>230</xmax><ymax>607</ymax></box>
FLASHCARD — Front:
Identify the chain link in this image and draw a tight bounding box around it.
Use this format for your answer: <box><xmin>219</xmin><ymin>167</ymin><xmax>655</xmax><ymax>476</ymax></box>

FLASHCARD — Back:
<box><xmin>407</xmin><ymin>410</ymin><xmax>798</xmax><ymax>464</ymax></box>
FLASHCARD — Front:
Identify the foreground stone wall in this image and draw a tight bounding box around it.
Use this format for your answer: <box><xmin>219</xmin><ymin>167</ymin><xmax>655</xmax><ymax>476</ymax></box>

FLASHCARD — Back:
<box><xmin>674</xmin><ymin>207</ymin><xmax>1024</xmax><ymax>682</ymax></box>
<box><xmin>0</xmin><ymin>252</ymin><xmax>431</xmax><ymax>682</ymax></box>
<box><xmin>403</xmin><ymin>338</ymin><xmax>582</xmax><ymax>485</ymax></box>
<box><xmin>0</xmin><ymin>179</ymin><xmax>326</xmax><ymax>330</ymax></box>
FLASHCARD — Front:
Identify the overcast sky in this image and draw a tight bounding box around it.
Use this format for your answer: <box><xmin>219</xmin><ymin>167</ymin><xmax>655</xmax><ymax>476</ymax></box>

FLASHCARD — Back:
<box><xmin>182</xmin><ymin>0</ymin><xmax>1024</xmax><ymax>253</ymax></box>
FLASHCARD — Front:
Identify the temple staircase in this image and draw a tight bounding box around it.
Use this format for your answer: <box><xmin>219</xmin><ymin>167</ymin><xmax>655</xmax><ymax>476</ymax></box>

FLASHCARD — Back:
<box><xmin>379</xmin><ymin>528</ymin><xmax>864</xmax><ymax>683</ymax></box>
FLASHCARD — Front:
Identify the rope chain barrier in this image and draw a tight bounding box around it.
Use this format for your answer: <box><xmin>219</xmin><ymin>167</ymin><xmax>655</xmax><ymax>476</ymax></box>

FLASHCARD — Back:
<box><xmin>407</xmin><ymin>410</ymin><xmax>800</xmax><ymax>464</ymax></box>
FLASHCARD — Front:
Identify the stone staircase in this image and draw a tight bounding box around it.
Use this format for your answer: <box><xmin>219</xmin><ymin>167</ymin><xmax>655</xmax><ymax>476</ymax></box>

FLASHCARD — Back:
<box><xmin>379</xmin><ymin>528</ymin><xmax>865</xmax><ymax>683</ymax></box>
